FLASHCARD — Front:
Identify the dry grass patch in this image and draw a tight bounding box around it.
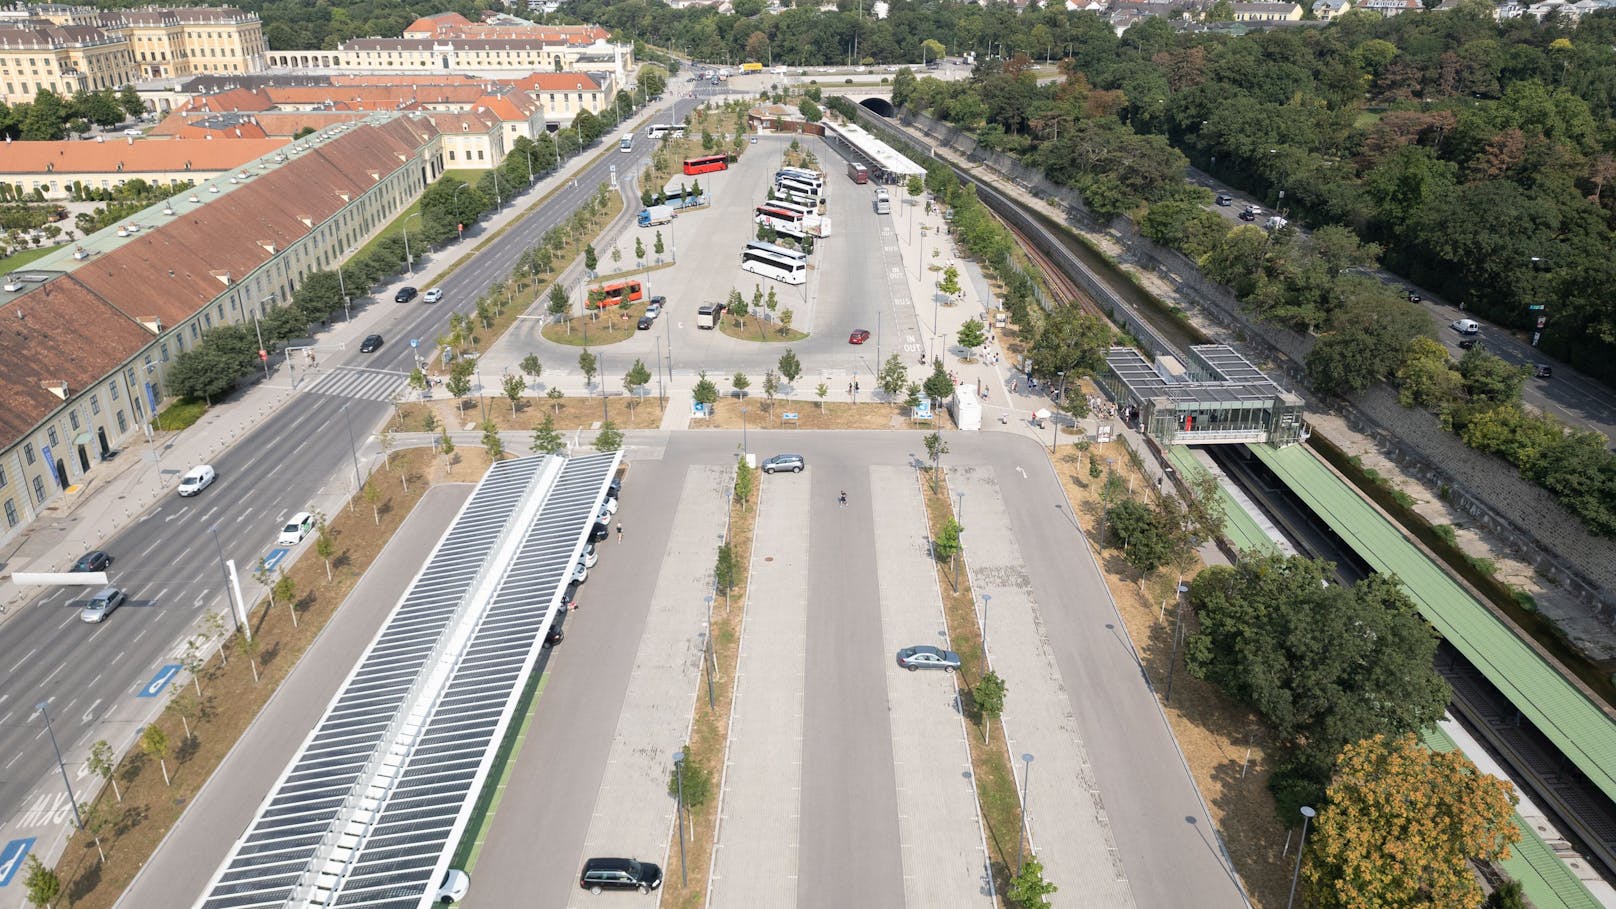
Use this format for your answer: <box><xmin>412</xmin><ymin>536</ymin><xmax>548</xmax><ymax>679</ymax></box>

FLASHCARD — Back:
<box><xmin>395</xmin><ymin>395</ymin><xmax>665</xmax><ymax>434</ymax></box>
<box><xmin>540</xmin><ymin>307</ymin><xmax>641</xmax><ymax>346</ymax></box>
<box><xmin>717</xmin><ymin>314</ymin><xmax>807</xmax><ymax>343</ymax></box>
<box><xmin>49</xmin><ymin>447</ymin><xmax>491</xmax><ymax>908</ymax></box>
<box><xmin>699</xmin><ymin>400</ymin><xmax>949</xmax><ymax>431</ymax></box>
<box><xmin>916</xmin><ymin>469</ymin><xmax>1024</xmax><ymax>906</ymax></box>
<box><xmin>658</xmin><ymin>468</ymin><xmax>758</xmax><ymax>909</ymax></box>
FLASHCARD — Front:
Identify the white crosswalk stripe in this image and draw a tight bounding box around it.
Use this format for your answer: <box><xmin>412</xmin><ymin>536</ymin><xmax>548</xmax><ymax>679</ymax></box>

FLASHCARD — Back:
<box><xmin>302</xmin><ymin>366</ymin><xmax>409</xmax><ymax>402</ymax></box>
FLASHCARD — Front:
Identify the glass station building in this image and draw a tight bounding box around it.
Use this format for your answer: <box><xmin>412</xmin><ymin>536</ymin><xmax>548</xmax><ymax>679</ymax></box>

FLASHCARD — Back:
<box><xmin>1100</xmin><ymin>345</ymin><xmax>1307</xmax><ymax>447</ymax></box>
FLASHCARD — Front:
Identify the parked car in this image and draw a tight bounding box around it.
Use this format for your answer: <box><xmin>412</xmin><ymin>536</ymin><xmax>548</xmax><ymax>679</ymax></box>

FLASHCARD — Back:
<box><xmin>434</xmin><ymin>869</ymin><xmax>469</xmax><ymax>903</ymax></box>
<box><xmin>579</xmin><ymin>543</ymin><xmax>599</xmax><ymax>568</ymax></box>
<box><xmin>579</xmin><ymin>858</ymin><xmax>663</xmax><ymax>894</ymax></box>
<box><xmin>279</xmin><ymin>511</ymin><xmax>316</xmax><ymax>545</ymax></box>
<box><xmin>598</xmin><ymin>496</ymin><xmax>619</xmax><ymax>517</ymax></box>
<box><xmin>590</xmin><ymin>522</ymin><xmax>610</xmax><ymax>543</ymax></box>
<box><xmin>71</xmin><ymin>550</ymin><xmax>113</xmax><ymax>572</ymax></box>
<box><xmin>848</xmin><ymin>329</ymin><xmax>871</xmax><ymax>345</ymax></box>
<box><xmin>177</xmin><ymin>464</ymin><xmax>216</xmax><ymax>496</ymax></box>
<box><xmin>896</xmin><ymin>645</ymin><xmax>961</xmax><ymax>672</ymax></box>
<box><xmin>360</xmin><ymin>334</ymin><xmax>384</xmax><ymax>353</ymax></box>
<box><xmin>606</xmin><ymin>476</ymin><xmax>622</xmax><ymax>500</ymax></box>
<box><xmin>80</xmin><ymin>586</ymin><xmax>127</xmax><ymax>624</ymax></box>
<box><xmin>646</xmin><ymin>296</ymin><xmax>664</xmax><ymax>318</ymax></box>
<box><xmin>423</xmin><ymin>287</ymin><xmax>444</xmax><ymax>304</ymax></box>
<box><xmin>545</xmin><ymin>606</ymin><xmax>567</xmax><ymax>647</ymax></box>
<box><xmin>761</xmin><ymin>454</ymin><xmax>805</xmax><ymax>474</ymax></box>
<box><xmin>394</xmin><ymin>286</ymin><xmax>419</xmax><ymax>303</ymax></box>
<box><xmin>571</xmin><ymin>561</ymin><xmax>589</xmax><ymax>585</ymax></box>
<box><xmin>1215</xmin><ymin>194</ymin><xmax>1232</xmax><ymax>206</ymax></box>
<box><xmin>637</xmin><ymin>316</ymin><xmax>654</xmax><ymax>330</ymax></box>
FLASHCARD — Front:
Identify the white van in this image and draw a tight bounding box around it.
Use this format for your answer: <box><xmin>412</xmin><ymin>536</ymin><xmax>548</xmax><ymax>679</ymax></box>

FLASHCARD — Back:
<box><xmin>178</xmin><ymin>464</ymin><xmax>216</xmax><ymax>496</ymax></box>
<box><xmin>279</xmin><ymin>511</ymin><xmax>316</xmax><ymax>545</ymax></box>
<box><xmin>1451</xmin><ymin>319</ymin><xmax>1480</xmax><ymax>335</ymax></box>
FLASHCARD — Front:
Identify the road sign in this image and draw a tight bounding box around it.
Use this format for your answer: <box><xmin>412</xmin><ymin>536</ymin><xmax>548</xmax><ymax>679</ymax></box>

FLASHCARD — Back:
<box><xmin>1537</xmin><ymin>316</ymin><xmax>1547</xmax><ymax>328</ymax></box>
<box><xmin>782</xmin><ymin>412</ymin><xmax>798</xmax><ymax>422</ymax></box>
<box><xmin>0</xmin><ymin>838</ymin><xmax>37</xmax><ymax>885</ymax></box>
<box><xmin>138</xmin><ymin>664</ymin><xmax>181</xmax><ymax>698</ymax></box>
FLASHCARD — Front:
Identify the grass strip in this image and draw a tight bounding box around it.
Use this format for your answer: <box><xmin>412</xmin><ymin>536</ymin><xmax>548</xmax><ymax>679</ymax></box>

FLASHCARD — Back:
<box><xmin>452</xmin><ymin>668</ymin><xmax>552</xmax><ymax>872</ymax></box>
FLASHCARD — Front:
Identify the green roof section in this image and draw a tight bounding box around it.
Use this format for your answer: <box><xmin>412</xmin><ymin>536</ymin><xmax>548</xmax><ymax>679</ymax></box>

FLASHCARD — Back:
<box><xmin>1423</xmin><ymin>725</ymin><xmax>1602</xmax><ymax>909</ymax></box>
<box><xmin>1165</xmin><ymin>446</ymin><xmax>1281</xmax><ymax>556</ymax></box>
<box><xmin>1250</xmin><ymin>443</ymin><xmax>1616</xmax><ymax>805</ymax></box>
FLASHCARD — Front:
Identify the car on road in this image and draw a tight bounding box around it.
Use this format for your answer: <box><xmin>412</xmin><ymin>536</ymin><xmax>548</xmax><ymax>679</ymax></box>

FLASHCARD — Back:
<box><xmin>637</xmin><ymin>316</ymin><xmax>654</xmax><ymax>330</ymax></box>
<box><xmin>580</xmin><ymin>858</ymin><xmax>663</xmax><ymax>894</ymax></box>
<box><xmin>1215</xmin><ymin>194</ymin><xmax>1232</xmax><ymax>206</ymax></box>
<box><xmin>750</xmin><ymin>136</ymin><xmax>759</xmax><ymax>144</ymax></box>
<box><xmin>1238</xmin><ymin>209</ymin><xmax>1257</xmax><ymax>222</ymax></box>
<box><xmin>360</xmin><ymin>334</ymin><xmax>384</xmax><ymax>353</ymax></box>
<box><xmin>1451</xmin><ymin>319</ymin><xmax>1480</xmax><ymax>335</ymax></box>
<box><xmin>646</xmin><ymin>296</ymin><xmax>664</xmax><ymax>318</ymax></box>
<box><xmin>71</xmin><ymin>550</ymin><xmax>113</xmax><ymax>573</ymax></box>
<box><xmin>394</xmin><ymin>286</ymin><xmax>419</xmax><ymax>303</ymax></box>
<box><xmin>434</xmin><ymin>868</ymin><xmax>469</xmax><ymax>903</ymax></box>
<box><xmin>1458</xmin><ymin>338</ymin><xmax>1481</xmax><ymax>350</ymax></box>
<box><xmin>849</xmin><ymin>329</ymin><xmax>871</xmax><ymax>344</ymax></box>
<box><xmin>1535</xmin><ymin>364</ymin><xmax>1553</xmax><ymax>378</ymax></box>
<box><xmin>80</xmin><ymin>586</ymin><xmax>127</xmax><ymax>624</ymax></box>
<box><xmin>423</xmin><ymin>287</ymin><xmax>444</xmax><ymax>304</ymax></box>
<box><xmin>761</xmin><ymin>454</ymin><xmax>805</xmax><ymax>474</ymax></box>
<box><xmin>178</xmin><ymin>464</ymin><xmax>216</xmax><ymax>496</ymax></box>
<box><xmin>279</xmin><ymin>511</ymin><xmax>316</xmax><ymax>545</ymax></box>
<box><xmin>896</xmin><ymin>645</ymin><xmax>961</xmax><ymax>672</ymax></box>
<box><xmin>1407</xmin><ymin>292</ymin><xmax>1422</xmax><ymax>304</ymax></box>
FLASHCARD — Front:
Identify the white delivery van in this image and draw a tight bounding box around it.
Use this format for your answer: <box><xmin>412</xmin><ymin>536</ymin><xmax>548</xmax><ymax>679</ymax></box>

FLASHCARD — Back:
<box><xmin>1451</xmin><ymin>319</ymin><xmax>1480</xmax><ymax>335</ymax></box>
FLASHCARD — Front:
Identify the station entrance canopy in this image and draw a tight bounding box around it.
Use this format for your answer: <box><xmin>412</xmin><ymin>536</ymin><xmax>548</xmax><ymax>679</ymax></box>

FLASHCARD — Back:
<box><xmin>1101</xmin><ymin>344</ymin><xmax>1306</xmax><ymax>447</ymax></box>
<box><xmin>819</xmin><ymin>120</ymin><xmax>927</xmax><ymax>184</ymax></box>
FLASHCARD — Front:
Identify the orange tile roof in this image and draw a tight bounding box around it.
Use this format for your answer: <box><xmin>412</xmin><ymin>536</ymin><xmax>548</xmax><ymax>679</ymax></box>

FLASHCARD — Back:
<box><xmin>511</xmin><ymin>72</ymin><xmax>602</xmax><ymax>93</ymax></box>
<box><xmin>181</xmin><ymin>87</ymin><xmax>275</xmax><ymax>113</ymax></box>
<box><xmin>0</xmin><ymin>137</ymin><xmax>290</xmax><ymax>176</ymax></box>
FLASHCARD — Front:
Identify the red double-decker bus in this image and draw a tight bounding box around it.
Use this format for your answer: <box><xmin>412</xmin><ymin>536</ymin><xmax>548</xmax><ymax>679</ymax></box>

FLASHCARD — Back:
<box><xmin>593</xmin><ymin>280</ymin><xmax>643</xmax><ymax>307</ymax></box>
<box><xmin>683</xmin><ymin>154</ymin><xmax>728</xmax><ymax>176</ymax></box>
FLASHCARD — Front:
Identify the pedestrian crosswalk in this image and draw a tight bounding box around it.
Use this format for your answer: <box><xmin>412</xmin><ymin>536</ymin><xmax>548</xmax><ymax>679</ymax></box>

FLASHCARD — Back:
<box><xmin>303</xmin><ymin>366</ymin><xmax>410</xmax><ymax>402</ymax></box>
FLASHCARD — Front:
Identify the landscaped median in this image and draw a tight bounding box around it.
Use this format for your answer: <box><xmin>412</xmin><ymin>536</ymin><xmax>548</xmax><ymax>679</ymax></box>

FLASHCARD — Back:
<box><xmin>34</xmin><ymin>446</ymin><xmax>495</xmax><ymax>909</ymax></box>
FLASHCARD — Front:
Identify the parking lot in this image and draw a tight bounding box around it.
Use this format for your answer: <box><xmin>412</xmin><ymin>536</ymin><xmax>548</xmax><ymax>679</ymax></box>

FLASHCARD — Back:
<box><xmin>490</xmin><ymin>133</ymin><xmax>923</xmax><ymax>384</ymax></box>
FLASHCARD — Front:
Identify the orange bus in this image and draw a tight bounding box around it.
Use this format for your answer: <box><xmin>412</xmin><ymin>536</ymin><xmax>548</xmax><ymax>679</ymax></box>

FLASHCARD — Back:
<box><xmin>593</xmin><ymin>279</ymin><xmax>644</xmax><ymax>307</ymax></box>
<box><xmin>683</xmin><ymin>154</ymin><xmax>728</xmax><ymax>175</ymax></box>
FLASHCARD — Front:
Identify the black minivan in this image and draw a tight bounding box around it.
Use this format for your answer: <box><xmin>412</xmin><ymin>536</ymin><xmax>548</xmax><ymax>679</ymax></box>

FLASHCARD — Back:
<box><xmin>579</xmin><ymin>857</ymin><xmax>662</xmax><ymax>894</ymax></box>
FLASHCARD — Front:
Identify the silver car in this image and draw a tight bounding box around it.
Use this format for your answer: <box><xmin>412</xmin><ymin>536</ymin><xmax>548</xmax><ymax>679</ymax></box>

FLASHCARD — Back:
<box><xmin>896</xmin><ymin>645</ymin><xmax>960</xmax><ymax>672</ymax></box>
<box><xmin>761</xmin><ymin>454</ymin><xmax>805</xmax><ymax>474</ymax></box>
<box><xmin>80</xmin><ymin>586</ymin><xmax>127</xmax><ymax>624</ymax></box>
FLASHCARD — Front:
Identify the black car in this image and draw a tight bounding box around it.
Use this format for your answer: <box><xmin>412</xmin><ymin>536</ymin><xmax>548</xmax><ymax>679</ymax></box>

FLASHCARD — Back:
<box><xmin>1535</xmin><ymin>364</ymin><xmax>1553</xmax><ymax>378</ymax></box>
<box><xmin>579</xmin><ymin>858</ymin><xmax>662</xmax><ymax>894</ymax></box>
<box><xmin>71</xmin><ymin>550</ymin><xmax>113</xmax><ymax>572</ymax></box>
<box><xmin>607</xmin><ymin>476</ymin><xmax>622</xmax><ymax>500</ymax></box>
<box><xmin>637</xmin><ymin>316</ymin><xmax>654</xmax><ymax>330</ymax></box>
<box><xmin>394</xmin><ymin>286</ymin><xmax>419</xmax><ymax>303</ymax></box>
<box><xmin>590</xmin><ymin>521</ymin><xmax>610</xmax><ymax>543</ymax></box>
<box><xmin>360</xmin><ymin>334</ymin><xmax>384</xmax><ymax>353</ymax></box>
<box><xmin>1407</xmin><ymin>292</ymin><xmax>1422</xmax><ymax>304</ymax></box>
<box><xmin>1457</xmin><ymin>338</ymin><xmax>1481</xmax><ymax>350</ymax></box>
<box><xmin>1238</xmin><ymin>210</ymin><xmax>1257</xmax><ymax>222</ymax></box>
<box><xmin>545</xmin><ymin>602</ymin><xmax>568</xmax><ymax>646</ymax></box>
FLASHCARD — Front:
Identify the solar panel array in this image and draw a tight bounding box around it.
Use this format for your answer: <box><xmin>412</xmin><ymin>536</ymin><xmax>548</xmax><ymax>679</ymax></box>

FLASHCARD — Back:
<box><xmin>197</xmin><ymin>451</ymin><xmax>619</xmax><ymax>909</ymax></box>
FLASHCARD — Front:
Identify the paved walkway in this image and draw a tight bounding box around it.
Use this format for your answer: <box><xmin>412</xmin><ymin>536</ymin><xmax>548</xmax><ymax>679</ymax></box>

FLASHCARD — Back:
<box><xmin>708</xmin><ymin>473</ymin><xmax>809</xmax><ymax>907</ymax></box>
<box><xmin>563</xmin><ymin>465</ymin><xmax>729</xmax><ymax>907</ymax></box>
<box><xmin>871</xmin><ymin>465</ymin><xmax>995</xmax><ymax>906</ymax></box>
<box><xmin>949</xmin><ymin>464</ymin><xmax>1137</xmax><ymax>908</ymax></box>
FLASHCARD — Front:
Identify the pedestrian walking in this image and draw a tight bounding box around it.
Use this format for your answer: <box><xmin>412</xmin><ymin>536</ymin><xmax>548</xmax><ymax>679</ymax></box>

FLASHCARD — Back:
<box><xmin>839</xmin><ymin>490</ymin><xmax>847</xmax><ymax>508</ymax></box>
<box><xmin>616</xmin><ymin>523</ymin><xmax>623</xmax><ymax>542</ymax></box>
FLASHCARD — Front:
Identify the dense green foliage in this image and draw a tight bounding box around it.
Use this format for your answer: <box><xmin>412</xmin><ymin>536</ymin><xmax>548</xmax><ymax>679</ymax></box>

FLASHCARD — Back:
<box><xmin>0</xmin><ymin>86</ymin><xmax>143</xmax><ymax>141</ymax></box>
<box><xmin>1185</xmin><ymin>553</ymin><xmax>1450</xmax><ymax>815</ymax></box>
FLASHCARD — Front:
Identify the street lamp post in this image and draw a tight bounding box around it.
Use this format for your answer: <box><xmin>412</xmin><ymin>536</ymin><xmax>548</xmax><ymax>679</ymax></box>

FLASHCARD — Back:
<box><xmin>672</xmin><ymin>751</ymin><xmax>689</xmax><ymax>887</ymax></box>
<box><xmin>1286</xmin><ymin>806</ymin><xmax>1317</xmax><ymax>909</ymax></box>
<box><xmin>402</xmin><ymin>211</ymin><xmax>422</xmax><ymax>275</ymax></box>
<box><xmin>340</xmin><ymin>402</ymin><xmax>363</xmax><ymax>493</ymax></box>
<box><xmin>336</xmin><ymin>267</ymin><xmax>352</xmax><ymax>323</ymax></box>
<box><xmin>655</xmin><ymin>336</ymin><xmax>665</xmax><ymax>404</ymax></box>
<box><xmin>1016</xmin><ymin>752</ymin><xmax>1035</xmax><ymax>875</ymax></box>
<box><xmin>980</xmin><ymin>593</ymin><xmax>991</xmax><ymax>658</ymax></box>
<box><xmin>208</xmin><ymin>523</ymin><xmax>246</xmax><ymax>639</ymax></box>
<box><xmin>1164</xmin><ymin>583</ymin><xmax>1189</xmax><ymax>703</ymax></box>
<box><xmin>37</xmin><ymin>702</ymin><xmax>84</xmax><ymax>830</ymax></box>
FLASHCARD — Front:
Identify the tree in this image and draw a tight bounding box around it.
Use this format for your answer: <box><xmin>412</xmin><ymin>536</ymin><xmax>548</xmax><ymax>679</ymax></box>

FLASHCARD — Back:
<box><xmin>546</xmin><ymin>386</ymin><xmax>565</xmax><ymax>414</ymax></box>
<box><xmin>445</xmin><ymin>366</ymin><xmax>473</xmax><ymax>412</ymax></box>
<box><xmin>924</xmin><ymin>431</ymin><xmax>949</xmax><ymax>492</ymax></box>
<box><xmin>634</xmin><ymin>236</ymin><xmax>646</xmax><ymax>264</ymax></box>
<box><xmin>583</xmin><ymin>243</ymin><xmax>598</xmax><ymax>274</ymax></box>
<box><xmin>906</xmin><ymin>174</ymin><xmax>925</xmax><ymax>209</ymax></box>
<box><xmin>957</xmin><ymin>319</ymin><xmax>986</xmax><ymax>358</ymax></box>
<box><xmin>668</xmin><ymin>748</ymin><xmax>713</xmax><ymax>809</ymax></box>
<box><xmin>141</xmin><ymin>723</ymin><xmax>171</xmax><ymax>786</ymax></box>
<box><xmin>170</xmin><ymin>686</ymin><xmax>202</xmax><ymax>739</ymax></box>
<box><xmin>482</xmin><ymin>420</ymin><xmax>506</xmax><ymax>460</ymax></box>
<box><xmin>88</xmin><ymin>739</ymin><xmax>121</xmax><ymax>802</ymax></box>
<box><xmin>118</xmin><ymin>84</ymin><xmax>145</xmax><ymax>119</ymax></box>
<box><xmin>531</xmin><ymin>413</ymin><xmax>565</xmax><ymax>455</ymax></box>
<box><xmin>1459</xmin><ymin>348</ymin><xmax>1529</xmax><ymax>406</ymax></box>
<box><xmin>1103</xmin><ymin>499</ymin><xmax>1178</xmax><ymax>575</ymax></box>
<box><xmin>315</xmin><ymin>523</ymin><xmax>335</xmax><ymax>581</ymax></box>
<box><xmin>438</xmin><ymin>428</ymin><xmax>455</xmax><ymax>465</ymax></box>
<box><xmin>938</xmin><ymin>264</ymin><xmax>962</xmax><ymax>300</ymax></box>
<box><xmin>654</xmin><ymin>230</ymin><xmax>665</xmax><ymax>258</ymax></box>
<box><xmin>878</xmin><ymin>354</ymin><xmax>909</xmax><ymax>405</ymax></box>
<box><xmin>973</xmin><ymin>671</ymin><xmax>1006</xmax><ymax>743</ymax></box>
<box><xmin>816</xmin><ymin>382</ymin><xmax>829</xmax><ymax>411</ymax></box>
<box><xmin>1486</xmin><ymin>880</ymin><xmax>1528</xmax><ymax>909</ymax></box>
<box><xmin>693</xmin><ymin>371</ymin><xmax>720</xmax><ymax>415</ymax></box>
<box><xmin>593</xmin><ymin>420</ymin><xmax>623</xmax><ymax>452</ymax></box>
<box><xmin>731</xmin><ymin>371</ymin><xmax>751</xmax><ymax>399</ymax></box>
<box><xmin>274</xmin><ymin>570</ymin><xmax>298</xmax><ymax>626</ymax></box>
<box><xmin>23</xmin><ymin>855</ymin><xmax>61</xmax><ymax>908</ymax></box>
<box><xmin>714</xmin><ymin>542</ymin><xmax>737</xmax><ymax>605</ymax></box>
<box><xmin>167</xmin><ymin>344</ymin><xmax>244</xmax><ymax>403</ymax></box>
<box><xmin>578</xmin><ymin>348</ymin><xmax>598</xmax><ymax>388</ymax></box>
<box><xmin>1006</xmin><ymin>855</ymin><xmax>1058</xmax><ymax>909</ymax></box>
<box><xmin>1395</xmin><ymin>337</ymin><xmax>1461</xmax><ymax>410</ymax></box>
<box><xmin>777</xmin><ymin>348</ymin><xmax>802</xmax><ymax>386</ymax></box>
<box><xmin>933</xmin><ymin>517</ymin><xmax>964</xmax><ymax>590</ymax></box>
<box><xmin>923</xmin><ymin>359</ymin><xmax>954</xmax><ymax>406</ymax></box>
<box><xmin>1029</xmin><ymin>309</ymin><xmax>1111</xmax><ymax>382</ymax></box>
<box><xmin>733</xmin><ymin>454</ymin><xmax>755</xmax><ymax>508</ymax></box>
<box><xmin>1305</xmin><ymin>733</ymin><xmax>1519</xmax><ymax>909</ymax></box>
<box><xmin>623</xmin><ymin>358</ymin><xmax>652</xmax><ymax>404</ymax></box>
<box><xmin>520</xmin><ymin>354</ymin><xmax>543</xmax><ymax>388</ymax></box>
<box><xmin>547</xmin><ymin>283</ymin><xmax>570</xmax><ymax>322</ymax></box>
<box><xmin>502</xmin><ymin>374</ymin><xmax>526</xmax><ymax>416</ymax></box>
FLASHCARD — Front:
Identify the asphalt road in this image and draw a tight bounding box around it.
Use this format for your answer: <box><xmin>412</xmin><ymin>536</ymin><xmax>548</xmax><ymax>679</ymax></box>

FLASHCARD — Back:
<box><xmin>1188</xmin><ymin>166</ymin><xmax>1616</xmax><ymax>442</ymax></box>
<box><xmin>472</xmin><ymin>432</ymin><xmax>1241</xmax><ymax>908</ymax></box>
<box><xmin>0</xmin><ymin>92</ymin><xmax>700</xmax><ymax>834</ymax></box>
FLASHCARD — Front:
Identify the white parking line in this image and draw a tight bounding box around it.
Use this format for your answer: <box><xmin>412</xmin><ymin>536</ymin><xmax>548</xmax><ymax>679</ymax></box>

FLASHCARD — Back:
<box><xmin>9</xmin><ymin>647</ymin><xmax>37</xmax><ymax>673</ymax></box>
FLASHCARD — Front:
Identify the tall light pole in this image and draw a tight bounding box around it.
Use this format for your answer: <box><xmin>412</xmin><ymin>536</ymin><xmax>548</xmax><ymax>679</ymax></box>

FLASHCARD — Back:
<box><xmin>208</xmin><ymin>523</ymin><xmax>245</xmax><ymax>639</ymax></box>
<box><xmin>1016</xmin><ymin>752</ymin><xmax>1035</xmax><ymax>875</ymax></box>
<box><xmin>336</xmin><ymin>266</ymin><xmax>351</xmax><ymax>323</ymax></box>
<box><xmin>980</xmin><ymin>593</ymin><xmax>991</xmax><ymax>658</ymax></box>
<box><xmin>655</xmin><ymin>335</ymin><xmax>665</xmax><ymax>404</ymax></box>
<box><xmin>340</xmin><ymin>402</ymin><xmax>363</xmax><ymax>493</ymax></box>
<box><xmin>38</xmin><ymin>702</ymin><xmax>84</xmax><ymax>830</ymax></box>
<box><xmin>1286</xmin><ymin>806</ymin><xmax>1317</xmax><ymax>909</ymax></box>
<box><xmin>672</xmin><ymin>750</ymin><xmax>688</xmax><ymax>887</ymax></box>
<box><xmin>1164</xmin><ymin>583</ymin><xmax>1189</xmax><ymax>703</ymax></box>
<box><xmin>402</xmin><ymin>211</ymin><xmax>422</xmax><ymax>274</ymax></box>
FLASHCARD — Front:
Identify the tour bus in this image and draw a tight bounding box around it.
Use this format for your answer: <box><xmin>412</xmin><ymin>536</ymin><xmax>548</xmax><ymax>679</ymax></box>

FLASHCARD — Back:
<box><xmin>873</xmin><ymin>186</ymin><xmax>891</xmax><ymax>214</ymax></box>
<box><xmin>774</xmin><ymin>179</ymin><xmax>824</xmax><ymax>207</ymax></box>
<box><xmin>848</xmin><ymin>162</ymin><xmax>869</xmax><ymax>184</ymax></box>
<box><xmin>594</xmin><ymin>279</ymin><xmax>644</xmax><ymax>307</ymax></box>
<box><xmin>618</xmin><ymin>133</ymin><xmax>633</xmax><ymax>153</ymax></box>
<box><xmin>646</xmin><ymin>124</ymin><xmax>686</xmax><ymax>139</ymax></box>
<box><xmin>740</xmin><ymin>241</ymin><xmax>807</xmax><ymax>286</ymax></box>
<box><xmin>755</xmin><ymin>204</ymin><xmax>808</xmax><ymax>235</ymax></box>
<box><xmin>683</xmin><ymin>154</ymin><xmax>729</xmax><ymax>175</ymax></box>
<box><xmin>763</xmin><ymin>198</ymin><xmax>815</xmax><ymax>218</ymax></box>
<box><xmin>778</xmin><ymin>166</ymin><xmax>823</xmax><ymax>183</ymax></box>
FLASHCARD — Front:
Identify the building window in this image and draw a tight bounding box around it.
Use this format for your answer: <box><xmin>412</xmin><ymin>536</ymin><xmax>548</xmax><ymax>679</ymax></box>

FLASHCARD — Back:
<box><xmin>109</xmin><ymin>380</ymin><xmax>119</xmax><ymax>401</ymax></box>
<box><xmin>47</xmin><ymin>427</ymin><xmax>58</xmax><ymax>447</ymax></box>
<box><xmin>116</xmin><ymin>410</ymin><xmax>127</xmax><ymax>432</ymax></box>
<box><xmin>160</xmin><ymin>341</ymin><xmax>169</xmax><ymax>362</ymax></box>
<box><xmin>4</xmin><ymin>500</ymin><xmax>16</xmax><ymax>528</ymax></box>
<box><xmin>33</xmin><ymin>475</ymin><xmax>46</xmax><ymax>504</ymax></box>
<box><xmin>24</xmin><ymin>443</ymin><xmax>36</xmax><ymax>465</ymax></box>
<box><xmin>69</xmin><ymin>410</ymin><xmax>80</xmax><ymax>431</ymax></box>
<box><xmin>0</xmin><ymin>463</ymin><xmax>6</xmax><ymax>487</ymax></box>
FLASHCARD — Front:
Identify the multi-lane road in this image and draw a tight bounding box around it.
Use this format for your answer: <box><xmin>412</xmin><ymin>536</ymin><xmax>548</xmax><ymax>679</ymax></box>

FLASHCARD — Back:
<box><xmin>0</xmin><ymin>90</ymin><xmax>701</xmax><ymax>847</ymax></box>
